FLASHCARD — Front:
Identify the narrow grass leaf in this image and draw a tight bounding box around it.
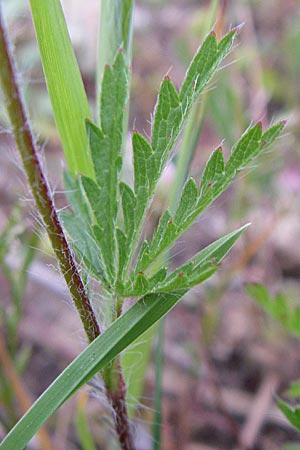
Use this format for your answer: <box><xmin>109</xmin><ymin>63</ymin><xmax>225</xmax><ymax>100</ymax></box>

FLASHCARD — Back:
<box><xmin>0</xmin><ymin>290</ymin><xmax>187</xmax><ymax>450</ymax></box>
<box><xmin>155</xmin><ymin>224</ymin><xmax>249</xmax><ymax>291</ymax></box>
<box><xmin>29</xmin><ymin>0</ymin><xmax>93</xmax><ymax>177</ymax></box>
<box><xmin>97</xmin><ymin>0</ymin><xmax>133</xmax><ymax>97</ymax></box>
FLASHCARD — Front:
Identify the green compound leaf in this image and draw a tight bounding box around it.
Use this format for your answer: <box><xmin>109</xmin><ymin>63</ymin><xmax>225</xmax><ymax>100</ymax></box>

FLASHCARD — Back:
<box><xmin>80</xmin><ymin>51</ymin><xmax>128</xmax><ymax>285</ymax></box>
<box><xmin>132</xmin><ymin>120</ymin><xmax>284</xmax><ymax>277</ymax></box>
<box><xmin>29</xmin><ymin>0</ymin><xmax>93</xmax><ymax>177</ymax></box>
<box><xmin>112</xmin><ymin>29</ymin><xmax>238</xmax><ymax>279</ymax></box>
<box><xmin>0</xmin><ymin>290</ymin><xmax>187</xmax><ymax>450</ymax></box>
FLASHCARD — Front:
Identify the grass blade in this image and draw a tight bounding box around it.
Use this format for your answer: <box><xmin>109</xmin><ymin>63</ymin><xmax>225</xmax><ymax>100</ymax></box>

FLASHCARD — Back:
<box><xmin>0</xmin><ymin>290</ymin><xmax>187</xmax><ymax>450</ymax></box>
<box><xmin>97</xmin><ymin>0</ymin><xmax>134</xmax><ymax>119</ymax></box>
<box><xmin>29</xmin><ymin>0</ymin><xmax>93</xmax><ymax>177</ymax></box>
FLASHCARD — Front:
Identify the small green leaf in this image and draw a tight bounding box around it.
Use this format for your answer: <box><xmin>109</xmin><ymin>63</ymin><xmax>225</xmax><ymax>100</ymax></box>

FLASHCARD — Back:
<box><xmin>116</xmin><ymin>227</ymin><xmax>128</xmax><ymax>280</ymax></box>
<box><xmin>152</xmin><ymin>76</ymin><xmax>182</xmax><ymax>172</ymax></box>
<box><xmin>93</xmin><ymin>224</ymin><xmax>115</xmax><ymax>284</ymax></box>
<box><xmin>145</xmin><ymin>211</ymin><xmax>177</xmax><ymax>265</ymax></box>
<box><xmin>246</xmin><ymin>283</ymin><xmax>300</xmax><ymax>336</ymax></box>
<box><xmin>245</xmin><ymin>283</ymin><xmax>269</xmax><ymax>308</ymax></box>
<box><xmin>86</xmin><ymin>121</ymin><xmax>119</xmax><ymax>225</ymax></box>
<box><xmin>185</xmin><ymin>262</ymin><xmax>217</xmax><ymax>287</ymax></box>
<box><xmin>180</xmin><ymin>32</ymin><xmax>217</xmax><ymax>110</ymax></box>
<box><xmin>277</xmin><ymin>399</ymin><xmax>300</xmax><ymax>430</ymax></box>
<box><xmin>132</xmin><ymin>273</ymin><xmax>150</xmax><ymax>295</ymax></box>
<box><xmin>149</xmin><ymin>268</ymin><xmax>168</xmax><ymax>287</ymax></box>
<box><xmin>260</xmin><ymin>121</ymin><xmax>286</xmax><ymax>149</ymax></box>
<box><xmin>156</xmin><ymin>271</ymin><xmax>190</xmax><ymax>292</ymax></box>
<box><xmin>81</xmin><ymin>175</ymin><xmax>115</xmax><ymax>282</ymax></box>
<box><xmin>199</xmin><ymin>147</ymin><xmax>225</xmax><ymax>195</ymax></box>
<box><xmin>100</xmin><ymin>51</ymin><xmax>128</xmax><ymax>140</ymax></box>
<box><xmin>225</xmin><ymin>123</ymin><xmax>262</xmax><ymax>178</ymax></box>
<box><xmin>63</xmin><ymin>171</ymin><xmax>91</xmax><ymax>223</ymax></box>
<box><xmin>286</xmin><ymin>381</ymin><xmax>300</xmax><ymax>399</ymax></box>
<box><xmin>174</xmin><ymin>177</ymin><xmax>198</xmax><ymax>225</ymax></box>
<box><xmin>120</xmin><ymin>182</ymin><xmax>136</xmax><ymax>240</ymax></box>
<box><xmin>60</xmin><ymin>211</ymin><xmax>108</xmax><ymax>286</ymax></box>
<box><xmin>217</xmin><ymin>29</ymin><xmax>237</xmax><ymax>60</ymax></box>
<box><xmin>179</xmin><ymin>29</ymin><xmax>236</xmax><ymax>112</ymax></box>
<box><xmin>132</xmin><ymin>131</ymin><xmax>155</xmax><ymax>224</ymax></box>
<box><xmin>134</xmin><ymin>240</ymin><xmax>148</xmax><ymax>269</ymax></box>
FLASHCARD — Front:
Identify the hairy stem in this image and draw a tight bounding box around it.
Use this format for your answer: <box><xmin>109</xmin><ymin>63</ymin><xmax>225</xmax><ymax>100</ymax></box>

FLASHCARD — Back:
<box><xmin>0</xmin><ymin>10</ymin><xmax>135</xmax><ymax>450</ymax></box>
<box><xmin>0</xmin><ymin>7</ymin><xmax>100</xmax><ymax>343</ymax></box>
<box><xmin>104</xmin><ymin>358</ymin><xmax>136</xmax><ymax>450</ymax></box>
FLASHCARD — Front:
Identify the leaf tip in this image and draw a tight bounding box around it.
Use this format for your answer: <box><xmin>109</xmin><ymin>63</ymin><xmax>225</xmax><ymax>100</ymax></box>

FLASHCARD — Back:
<box><xmin>232</xmin><ymin>22</ymin><xmax>245</xmax><ymax>35</ymax></box>
<box><xmin>280</xmin><ymin>119</ymin><xmax>287</xmax><ymax>128</ymax></box>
